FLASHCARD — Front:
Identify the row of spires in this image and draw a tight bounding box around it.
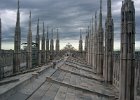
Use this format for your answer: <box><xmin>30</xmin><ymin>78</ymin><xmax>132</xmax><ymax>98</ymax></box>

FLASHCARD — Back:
<box><xmin>12</xmin><ymin>0</ymin><xmax>60</xmax><ymax>71</ymax></box>
<box><xmin>84</xmin><ymin>0</ymin><xmax>114</xmax><ymax>79</ymax></box>
<box><xmin>0</xmin><ymin>0</ymin><xmax>136</xmax><ymax>99</ymax></box>
<box><xmin>85</xmin><ymin>0</ymin><xmax>135</xmax><ymax>100</ymax></box>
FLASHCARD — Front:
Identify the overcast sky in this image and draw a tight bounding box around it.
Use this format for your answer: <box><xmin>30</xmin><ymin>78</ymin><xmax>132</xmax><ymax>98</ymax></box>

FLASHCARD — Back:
<box><xmin>0</xmin><ymin>0</ymin><xmax>140</xmax><ymax>50</ymax></box>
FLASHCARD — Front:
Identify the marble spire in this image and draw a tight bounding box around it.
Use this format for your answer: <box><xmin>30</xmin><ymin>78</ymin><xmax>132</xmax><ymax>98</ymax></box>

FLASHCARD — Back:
<box><xmin>26</xmin><ymin>11</ymin><xmax>32</xmax><ymax>69</ymax></box>
<box><xmin>79</xmin><ymin>29</ymin><xmax>83</xmax><ymax>53</ymax></box>
<box><xmin>56</xmin><ymin>28</ymin><xmax>60</xmax><ymax>52</ymax></box>
<box><xmin>91</xmin><ymin>16</ymin><xmax>95</xmax><ymax>69</ymax></box>
<box><xmin>119</xmin><ymin>0</ymin><xmax>135</xmax><ymax>100</ymax></box>
<box><xmin>96</xmin><ymin>0</ymin><xmax>104</xmax><ymax>74</ymax></box>
<box><xmin>99</xmin><ymin>0</ymin><xmax>102</xmax><ymax>29</ymax></box>
<box><xmin>41</xmin><ymin>22</ymin><xmax>46</xmax><ymax>64</ymax></box>
<box><xmin>85</xmin><ymin>29</ymin><xmax>88</xmax><ymax>62</ymax></box>
<box><xmin>89</xmin><ymin>20</ymin><xmax>92</xmax><ymax>65</ymax></box>
<box><xmin>0</xmin><ymin>18</ymin><xmax>1</xmax><ymax>50</ymax></box>
<box><xmin>46</xmin><ymin>26</ymin><xmax>49</xmax><ymax>62</ymax></box>
<box><xmin>93</xmin><ymin>11</ymin><xmax>98</xmax><ymax>73</ymax></box>
<box><xmin>50</xmin><ymin>28</ymin><xmax>54</xmax><ymax>60</ymax></box>
<box><xmin>36</xmin><ymin>18</ymin><xmax>41</xmax><ymax>66</ymax></box>
<box><xmin>13</xmin><ymin>0</ymin><xmax>21</xmax><ymax>73</ymax></box>
<box><xmin>103</xmin><ymin>0</ymin><xmax>114</xmax><ymax>83</ymax></box>
<box><xmin>87</xmin><ymin>26</ymin><xmax>90</xmax><ymax>64</ymax></box>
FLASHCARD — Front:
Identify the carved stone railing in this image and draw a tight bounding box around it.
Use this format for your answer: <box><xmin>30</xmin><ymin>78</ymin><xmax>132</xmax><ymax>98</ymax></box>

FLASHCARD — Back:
<box><xmin>112</xmin><ymin>51</ymin><xmax>140</xmax><ymax>94</ymax></box>
<box><xmin>0</xmin><ymin>50</ymin><xmax>26</xmax><ymax>79</ymax></box>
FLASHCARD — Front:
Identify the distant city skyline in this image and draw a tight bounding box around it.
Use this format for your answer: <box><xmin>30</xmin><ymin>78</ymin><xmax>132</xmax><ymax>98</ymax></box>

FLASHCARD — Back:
<box><xmin>0</xmin><ymin>0</ymin><xmax>139</xmax><ymax>50</ymax></box>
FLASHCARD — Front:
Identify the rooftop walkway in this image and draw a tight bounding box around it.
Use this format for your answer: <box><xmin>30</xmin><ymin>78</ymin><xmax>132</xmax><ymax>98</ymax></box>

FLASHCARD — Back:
<box><xmin>0</xmin><ymin>57</ymin><xmax>118</xmax><ymax>100</ymax></box>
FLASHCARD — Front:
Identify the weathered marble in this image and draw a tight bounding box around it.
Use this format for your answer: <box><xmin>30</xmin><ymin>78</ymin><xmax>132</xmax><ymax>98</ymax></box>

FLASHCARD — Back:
<box><xmin>26</xmin><ymin>11</ymin><xmax>32</xmax><ymax>69</ymax></box>
<box><xmin>36</xmin><ymin>18</ymin><xmax>41</xmax><ymax>66</ymax></box>
<box><xmin>13</xmin><ymin>0</ymin><xmax>21</xmax><ymax>73</ymax></box>
<box><xmin>46</xmin><ymin>26</ymin><xmax>50</xmax><ymax>63</ymax></box>
<box><xmin>56</xmin><ymin>28</ymin><xmax>60</xmax><ymax>53</ymax></box>
<box><xmin>103</xmin><ymin>0</ymin><xmax>114</xmax><ymax>83</ymax></box>
<box><xmin>119</xmin><ymin>0</ymin><xmax>135</xmax><ymax>100</ymax></box>
<box><xmin>50</xmin><ymin>29</ymin><xmax>54</xmax><ymax>60</ymax></box>
<box><xmin>96</xmin><ymin>0</ymin><xmax>104</xmax><ymax>75</ymax></box>
<box><xmin>41</xmin><ymin>22</ymin><xmax>46</xmax><ymax>64</ymax></box>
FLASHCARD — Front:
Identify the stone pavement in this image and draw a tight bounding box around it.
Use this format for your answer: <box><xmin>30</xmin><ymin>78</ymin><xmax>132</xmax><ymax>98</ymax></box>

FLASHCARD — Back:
<box><xmin>0</xmin><ymin>57</ymin><xmax>118</xmax><ymax>100</ymax></box>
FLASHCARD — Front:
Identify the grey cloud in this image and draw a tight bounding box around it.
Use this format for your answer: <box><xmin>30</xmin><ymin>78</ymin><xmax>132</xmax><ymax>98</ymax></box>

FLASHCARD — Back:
<box><xmin>0</xmin><ymin>0</ymin><xmax>139</xmax><ymax>49</ymax></box>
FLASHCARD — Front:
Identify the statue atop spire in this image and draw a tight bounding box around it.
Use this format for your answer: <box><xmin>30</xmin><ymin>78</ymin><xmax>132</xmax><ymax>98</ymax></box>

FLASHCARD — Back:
<box><xmin>13</xmin><ymin>0</ymin><xmax>21</xmax><ymax>73</ymax></box>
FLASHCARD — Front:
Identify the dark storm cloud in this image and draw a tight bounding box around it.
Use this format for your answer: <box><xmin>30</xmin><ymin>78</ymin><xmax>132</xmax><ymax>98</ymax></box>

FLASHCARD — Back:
<box><xmin>0</xmin><ymin>0</ymin><xmax>139</xmax><ymax>49</ymax></box>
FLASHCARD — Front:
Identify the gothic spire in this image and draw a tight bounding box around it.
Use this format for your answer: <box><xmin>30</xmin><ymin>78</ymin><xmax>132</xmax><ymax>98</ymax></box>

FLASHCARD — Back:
<box><xmin>42</xmin><ymin>22</ymin><xmax>45</xmax><ymax>38</ymax></box>
<box><xmin>99</xmin><ymin>0</ymin><xmax>102</xmax><ymax>29</ymax></box>
<box><xmin>91</xmin><ymin>16</ymin><xmax>94</xmax><ymax>35</ymax></box>
<box><xmin>15</xmin><ymin>0</ymin><xmax>21</xmax><ymax>50</ymax></box>
<box><xmin>107</xmin><ymin>0</ymin><xmax>112</xmax><ymax>19</ymax></box>
<box><xmin>36</xmin><ymin>18</ymin><xmax>40</xmax><ymax>66</ymax></box>
<box><xmin>28</xmin><ymin>11</ymin><xmax>32</xmax><ymax>43</ymax></box>
<box><xmin>87</xmin><ymin>26</ymin><xmax>90</xmax><ymax>37</ymax></box>
<box><xmin>56</xmin><ymin>28</ymin><xmax>60</xmax><ymax>52</ymax></box>
<box><xmin>26</xmin><ymin>11</ymin><xmax>32</xmax><ymax>69</ymax></box>
<box><xmin>37</xmin><ymin>18</ymin><xmax>39</xmax><ymax>36</ymax></box>
<box><xmin>36</xmin><ymin>18</ymin><xmax>40</xmax><ymax>46</ymax></box>
<box><xmin>13</xmin><ymin>0</ymin><xmax>21</xmax><ymax>73</ymax></box>
<box><xmin>80</xmin><ymin>29</ymin><xmax>82</xmax><ymax>40</ymax></box>
<box><xmin>119</xmin><ymin>0</ymin><xmax>135</xmax><ymax>99</ymax></box>
<box><xmin>103</xmin><ymin>0</ymin><xmax>114</xmax><ymax>83</ymax></box>
<box><xmin>16</xmin><ymin>0</ymin><xmax>20</xmax><ymax>33</ymax></box>
<box><xmin>56</xmin><ymin>28</ymin><xmax>59</xmax><ymax>40</ymax></box>
<box><xmin>46</xmin><ymin>26</ymin><xmax>49</xmax><ymax>39</ymax></box>
<box><xmin>96</xmin><ymin>0</ymin><xmax>104</xmax><ymax>74</ymax></box>
<box><xmin>51</xmin><ymin>28</ymin><xmax>53</xmax><ymax>40</ymax></box>
<box><xmin>50</xmin><ymin>28</ymin><xmax>54</xmax><ymax>60</ymax></box>
<box><xmin>79</xmin><ymin>29</ymin><xmax>83</xmax><ymax>53</ymax></box>
<box><xmin>95</xmin><ymin>11</ymin><xmax>97</xmax><ymax>33</ymax></box>
<box><xmin>17</xmin><ymin>0</ymin><xmax>20</xmax><ymax>22</ymax></box>
<box><xmin>29</xmin><ymin>11</ymin><xmax>31</xmax><ymax>32</ymax></box>
<box><xmin>46</xmin><ymin>26</ymin><xmax>49</xmax><ymax>62</ymax></box>
<box><xmin>41</xmin><ymin>22</ymin><xmax>46</xmax><ymax>64</ymax></box>
<box><xmin>18</xmin><ymin>0</ymin><xmax>19</xmax><ymax>10</ymax></box>
<box><xmin>0</xmin><ymin>18</ymin><xmax>1</xmax><ymax>50</ymax></box>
